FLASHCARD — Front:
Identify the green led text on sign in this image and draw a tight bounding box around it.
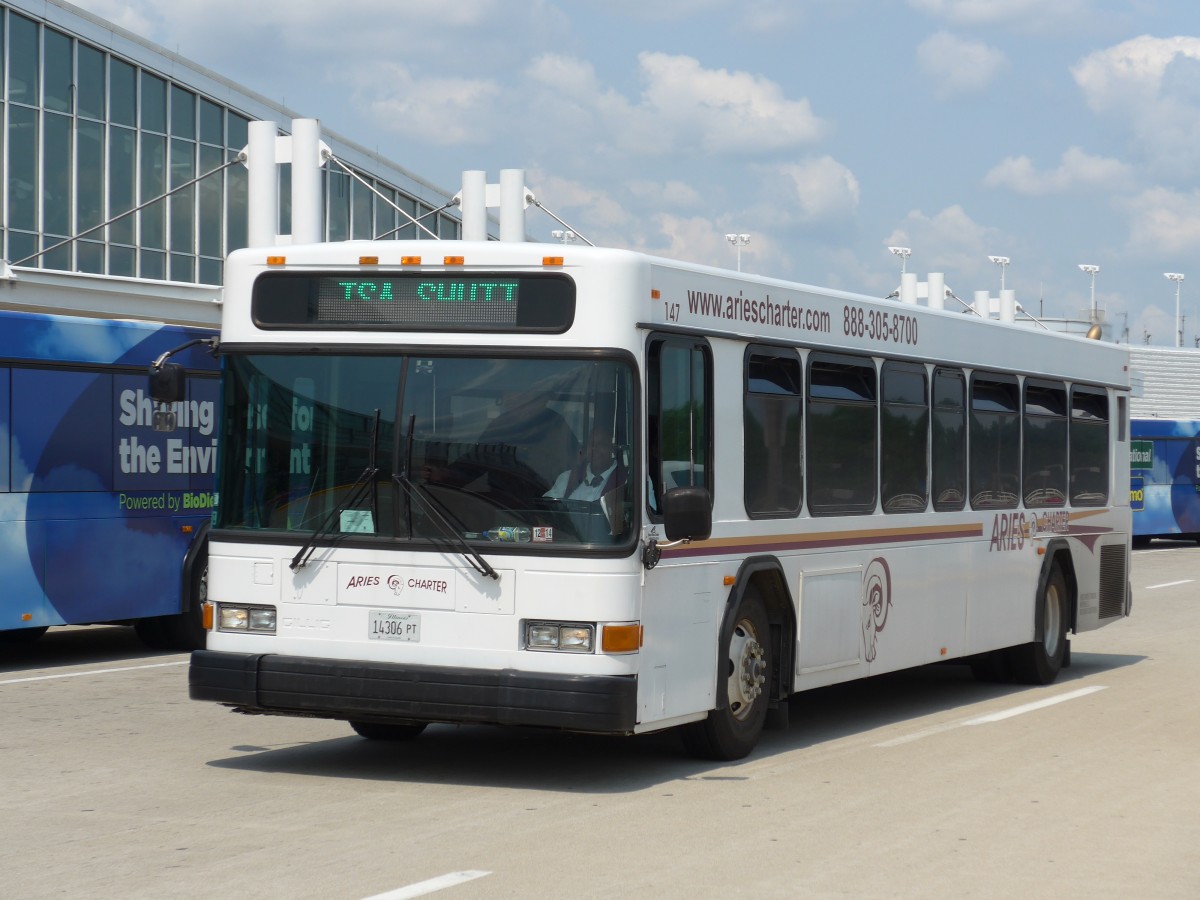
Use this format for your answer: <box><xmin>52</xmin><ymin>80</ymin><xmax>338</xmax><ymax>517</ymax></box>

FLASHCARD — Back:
<box><xmin>1130</xmin><ymin>440</ymin><xmax>1153</xmax><ymax>471</ymax></box>
<box><xmin>334</xmin><ymin>280</ymin><xmax>518</xmax><ymax>304</ymax></box>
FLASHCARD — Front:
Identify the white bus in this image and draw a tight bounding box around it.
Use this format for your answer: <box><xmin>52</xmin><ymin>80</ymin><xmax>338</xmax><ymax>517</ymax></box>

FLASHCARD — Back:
<box><xmin>175</xmin><ymin>239</ymin><xmax>1131</xmax><ymax>759</ymax></box>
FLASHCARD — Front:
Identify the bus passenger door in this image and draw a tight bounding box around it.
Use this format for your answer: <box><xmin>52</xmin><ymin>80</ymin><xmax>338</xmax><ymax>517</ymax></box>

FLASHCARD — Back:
<box><xmin>640</xmin><ymin>335</ymin><xmax>719</xmax><ymax>724</ymax></box>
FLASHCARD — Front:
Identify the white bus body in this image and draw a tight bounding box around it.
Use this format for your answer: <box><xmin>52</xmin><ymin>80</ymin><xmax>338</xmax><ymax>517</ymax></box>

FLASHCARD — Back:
<box><xmin>189</xmin><ymin>240</ymin><xmax>1131</xmax><ymax>759</ymax></box>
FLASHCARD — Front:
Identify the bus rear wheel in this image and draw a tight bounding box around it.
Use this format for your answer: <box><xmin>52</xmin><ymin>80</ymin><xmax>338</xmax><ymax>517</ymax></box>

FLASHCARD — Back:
<box><xmin>681</xmin><ymin>589</ymin><xmax>772</xmax><ymax>761</ymax></box>
<box><xmin>349</xmin><ymin>720</ymin><xmax>428</xmax><ymax>741</ymax></box>
<box><xmin>1007</xmin><ymin>563</ymin><xmax>1069</xmax><ymax>684</ymax></box>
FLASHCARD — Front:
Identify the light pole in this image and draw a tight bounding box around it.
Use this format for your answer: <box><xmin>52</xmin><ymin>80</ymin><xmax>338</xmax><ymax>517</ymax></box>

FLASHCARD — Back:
<box><xmin>725</xmin><ymin>233</ymin><xmax>750</xmax><ymax>272</ymax></box>
<box><xmin>1165</xmin><ymin>272</ymin><xmax>1185</xmax><ymax>348</ymax></box>
<box><xmin>988</xmin><ymin>255</ymin><xmax>1010</xmax><ymax>291</ymax></box>
<box><xmin>888</xmin><ymin>246</ymin><xmax>911</xmax><ymax>277</ymax></box>
<box><xmin>1078</xmin><ymin>264</ymin><xmax>1100</xmax><ymax>322</ymax></box>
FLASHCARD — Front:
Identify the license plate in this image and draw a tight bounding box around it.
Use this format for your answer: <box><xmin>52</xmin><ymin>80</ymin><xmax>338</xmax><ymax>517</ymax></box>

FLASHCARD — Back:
<box><xmin>369</xmin><ymin>610</ymin><xmax>420</xmax><ymax>642</ymax></box>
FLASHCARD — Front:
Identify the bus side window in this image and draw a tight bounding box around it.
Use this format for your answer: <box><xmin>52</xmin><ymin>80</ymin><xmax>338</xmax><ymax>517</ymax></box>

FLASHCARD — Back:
<box><xmin>970</xmin><ymin>373</ymin><xmax>1020</xmax><ymax>510</ymax></box>
<box><xmin>744</xmin><ymin>346</ymin><xmax>802</xmax><ymax>518</ymax></box>
<box><xmin>932</xmin><ymin>367</ymin><xmax>965</xmax><ymax>511</ymax></box>
<box><xmin>806</xmin><ymin>353</ymin><xmax>877</xmax><ymax>516</ymax></box>
<box><xmin>881</xmin><ymin>360</ymin><xmax>929</xmax><ymax>514</ymax></box>
<box><xmin>1070</xmin><ymin>386</ymin><xmax>1109</xmax><ymax>506</ymax></box>
<box><xmin>647</xmin><ymin>336</ymin><xmax>712</xmax><ymax>517</ymax></box>
<box><xmin>1023</xmin><ymin>380</ymin><xmax>1068</xmax><ymax>508</ymax></box>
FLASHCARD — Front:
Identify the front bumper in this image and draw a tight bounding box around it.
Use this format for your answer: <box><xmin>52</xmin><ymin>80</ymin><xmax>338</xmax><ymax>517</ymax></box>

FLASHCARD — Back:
<box><xmin>189</xmin><ymin>649</ymin><xmax>638</xmax><ymax>733</ymax></box>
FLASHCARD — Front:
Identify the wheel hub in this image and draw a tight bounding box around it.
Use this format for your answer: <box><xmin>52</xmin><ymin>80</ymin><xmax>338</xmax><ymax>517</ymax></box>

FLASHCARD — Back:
<box><xmin>729</xmin><ymin>623</ymin><xmax>766</xmax><ymax>718</ymax></box>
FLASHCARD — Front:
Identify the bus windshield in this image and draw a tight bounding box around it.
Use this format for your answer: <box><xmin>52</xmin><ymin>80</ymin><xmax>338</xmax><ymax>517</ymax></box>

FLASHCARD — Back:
<box><xmin>216</xmin><ymin>353</ymin><xmax>636</xmax><ymax>548</ymax></box>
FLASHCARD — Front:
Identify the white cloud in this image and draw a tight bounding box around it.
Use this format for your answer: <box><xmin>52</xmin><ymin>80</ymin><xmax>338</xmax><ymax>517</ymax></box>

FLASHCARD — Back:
<box><xmin>636</xmin><ymin>52</ymin><xmax>827</xmax><ymax>153</ymax></box>
<box><xmin>984</xmin><ymin>147</ymin><xmax>1132</xmax><ymax>195</ymax></box>
<box><xmin>1123</xmin><ymin>187</ymin><xmax>1200</xmax><ymax>256</ymax></box>
<box><xmin>525</xmin><ymin>170</ymin><xmax>634</xmax><ymax>235</ymax></box>
<box><xmin>365</xmin><ymin>67</ymin><xmax>501</xmax><ymax>146</ymax></box>
<box><xmin>778</xmin><ymin>157</ymin><xmax>861</xmax><ymax>223</ymax></box>
<box><xmin>651</xmin><ymin>214</ymin><xmax>737</xmax><ymax>265</ymax></box>
<box><xmin>576</xmin><ymin>0</ymin><xmax>806</xmax><ymax>30</ymax></box>
<box><xmin>72</xmin><ymin>0</ymin><xmax>155</xmax><ymax>34</ymax></box>
<box><xmin>1072</xmin><ymin>35</ymin><xmax>1200</xmax><ymax>112</ymax></box>
<box><xmin>523</xmin><ymin>51</ymin><xmax>827</xmax><ymax>159</ymax></box>
<box><xmin>627</xmin><ymin>179</ymin><xmax>705</xmax><ymax>211</ymax></box>
<box><xmin>908</xmin><ymin>0</ymin><xmax>1090</xmax><ymax>29</ymax></box>
<box><xmin>883</xmin><ymin>205</ymin><xmax>1006</xmax><ymax>284</ymax></box>
<box><xmin>1072</xmin><ymin>36</ymin><xmax>1200</xmax><ymax>176</ymax></box>
<box><xmin>75</xmin><ymin>0</ymin><xmax>509</xmax><ymax>52</ymax></box>
<box><xmin>917</xmin><ymin>31</ymin><xmax>1007</xmax><ymax>99</ymax></box>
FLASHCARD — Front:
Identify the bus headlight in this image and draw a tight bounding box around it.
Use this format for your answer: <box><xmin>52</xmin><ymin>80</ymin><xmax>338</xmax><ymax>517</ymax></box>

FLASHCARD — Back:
<box><xmin>525</xmin><ymin>621</ymin><xmax>594</xmax><ymax>653</ymax></box>
<box><xmin>217</xmin><ymin>605</ymin><xmax>277</xmax><ymax>633</ymax></box>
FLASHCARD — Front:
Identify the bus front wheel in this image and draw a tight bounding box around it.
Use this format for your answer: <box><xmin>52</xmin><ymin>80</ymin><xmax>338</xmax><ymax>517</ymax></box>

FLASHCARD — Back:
<box><xmin>1007</xmin><ymin>563</ymin><xmax>1069</xmax><ymax>684</ymax></box>
<box><xmin>681</xmin><ymin>589</ymin><xmax>772</xmax><ymax>761</ymax></box>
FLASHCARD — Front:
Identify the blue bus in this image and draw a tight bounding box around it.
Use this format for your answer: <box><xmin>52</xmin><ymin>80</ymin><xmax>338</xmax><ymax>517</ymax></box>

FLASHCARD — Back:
<box><xmin>1130</xmin><ymin>418</ymin><xmax>1200</xmax><ymax>544</ymax></box>
<box><xmin>0</xmin><ymin>308</ymin><xmax>218</xmax><ymax>648</ymax></box>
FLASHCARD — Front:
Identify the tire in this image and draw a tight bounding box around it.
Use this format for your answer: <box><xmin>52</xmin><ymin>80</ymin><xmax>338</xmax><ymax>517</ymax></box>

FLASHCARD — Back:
<box><xmin>349</xmin><ymin>720</ymin><xmax>428</xmax><ymax>741</ymax></box>
<box><xmin>1006</xmin><ymin>563</ymin><xmax>1069</xmax><ymax>685</ymax></box>
<box><xmin>680</xmin><ymin>589</ymin><xmax>772</xmax><ymax>761</ymax></box>
<box><xmin>165</xmin><ymin>560</ymin><xmax>208</xmax><ymax>651</ymax></box>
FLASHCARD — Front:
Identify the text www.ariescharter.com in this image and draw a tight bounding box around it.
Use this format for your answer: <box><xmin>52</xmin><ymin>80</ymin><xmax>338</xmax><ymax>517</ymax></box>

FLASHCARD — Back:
<box><xmin>675</xmin><ymin>289</ymin><xmax>833</xmax><ymax>332</ymax></box>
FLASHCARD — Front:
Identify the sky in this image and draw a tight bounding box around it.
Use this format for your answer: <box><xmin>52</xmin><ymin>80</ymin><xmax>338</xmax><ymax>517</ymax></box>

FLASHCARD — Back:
<box><xmin>75</xmin><ymin>0</ymin><xmax>1200</xmax><ymax>347</ymax></box>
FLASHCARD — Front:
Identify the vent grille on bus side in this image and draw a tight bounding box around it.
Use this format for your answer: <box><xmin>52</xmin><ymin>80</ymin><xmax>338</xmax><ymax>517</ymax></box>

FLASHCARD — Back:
<box><xmin>1098</xmin><ymin>545</ymin><xmax>1127</xmax><ymax>619</ymax></box>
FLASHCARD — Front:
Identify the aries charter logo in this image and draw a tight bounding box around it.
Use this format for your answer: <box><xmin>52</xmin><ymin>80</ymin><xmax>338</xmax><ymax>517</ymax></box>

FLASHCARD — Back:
<box><xmin>862</xmin><ymin>557</ymin><xmax>893</xmax><ymax>663</ymax></box>
<box><xmin>387</xmin><ymin>574</ymin><xmax>405</xmax><ymax>596</ymax></box>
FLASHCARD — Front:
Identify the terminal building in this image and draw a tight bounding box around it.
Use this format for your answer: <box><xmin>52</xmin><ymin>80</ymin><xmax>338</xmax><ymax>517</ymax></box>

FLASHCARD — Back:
<box><xmin>1</xmin><ymin>0</ymin><xmax>464</xmax><ymax>324</ymax></box>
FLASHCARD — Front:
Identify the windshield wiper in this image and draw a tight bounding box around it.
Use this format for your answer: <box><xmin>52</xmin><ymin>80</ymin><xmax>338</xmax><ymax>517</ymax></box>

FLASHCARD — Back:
<box><xmin>392</xmin><ymin>474</ymin><xmax>499</xmax><ymax>581</ymax></box>
<box><xmin>290</xmin><ymin>410</ymin><xmax>380</xmax><ymax>572</ymax></box>
<box><xmin>397</xmin><ymin>415</ymin><xmax>498</xmax><ymax>580</ymax></box>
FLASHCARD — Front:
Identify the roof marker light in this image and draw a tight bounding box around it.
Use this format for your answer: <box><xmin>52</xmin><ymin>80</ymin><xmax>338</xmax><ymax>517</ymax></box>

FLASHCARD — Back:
<box><xmin>359</xmin><ymin>256</ymin><xmax>379</xmax><ymax>265</ymax></box>
<box><xmin>401</xmin><ymin>256</ymin><xmax>422</xmax><ymax>266</ymax></box>
<box><xmin>543</xmin><ymin>256</ymin><xmax>564</xmax><ymax>267</ymax></box>
<box><xmin>266</xmin><ymin>256</ymin><xmax>286</xmax><ymax>266</ymax></box>
<box><xmin>444</xmin><ymin>256</ymin><xmax>465</xmax><ymax>266</ymax></box>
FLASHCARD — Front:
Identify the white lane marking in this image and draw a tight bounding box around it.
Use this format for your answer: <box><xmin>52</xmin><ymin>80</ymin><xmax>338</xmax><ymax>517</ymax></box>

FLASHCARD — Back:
<box><xmin>0</xmin><ymin>660</ymin><xmax>187</xmax><ymax>685</ymax></box>
<box><xmin>876</xmin><ymin>685</ymin><xmax>1107</xmax><ymax>747</ymax></box>
<box><xmin>1145</xmin><ymin>579</ymin><xmax>1194</xmax><ymax>590</ymax></box>
<box><xmin>963</xmin><ymin>685</ymin><xmax>1106</xmax><ymax>724</ymax></box>
<box><xmin>362</xmin><ymin>871</ymin><xmax>492</xmax><ymax>900</ymax></box>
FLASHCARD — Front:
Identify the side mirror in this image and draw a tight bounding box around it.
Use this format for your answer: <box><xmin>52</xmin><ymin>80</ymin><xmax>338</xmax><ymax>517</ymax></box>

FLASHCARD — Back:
<box><xmin>150</xmin><ymin>362</ymin><xmax>186</xmax><ymax>404</ymax></box>
<box><xmin>662</xmin><ymin>486</ymin><xmax>712</xmax><ymax>542</ymax></box>
<box><xmin>149</xmin><ymin>363</ymin><xmax>186</xmax><ymax>432</ymax></box>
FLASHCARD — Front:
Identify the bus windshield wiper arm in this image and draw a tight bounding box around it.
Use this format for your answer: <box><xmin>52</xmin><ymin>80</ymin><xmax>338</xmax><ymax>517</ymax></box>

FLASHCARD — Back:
<box><xmin>392</xmin><ymin>473</ymin><xmax>499</xmax><ymax>581</ymax></box>
<box><xmin>290</xmin><ymin>410</ymin><xmax>381</xmax><ymax>572</ymax></box>
<box><xmin>289</xmin><ymin>464</ymin><xmax>377</xmax><ymax>571</ymax></box>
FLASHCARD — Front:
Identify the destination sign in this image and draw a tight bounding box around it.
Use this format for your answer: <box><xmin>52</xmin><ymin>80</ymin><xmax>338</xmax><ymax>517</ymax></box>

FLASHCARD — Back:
<box><xmin>253</xmin><ymin>272</ymin><xmax>575</xmax><ymax>332</ymax></box>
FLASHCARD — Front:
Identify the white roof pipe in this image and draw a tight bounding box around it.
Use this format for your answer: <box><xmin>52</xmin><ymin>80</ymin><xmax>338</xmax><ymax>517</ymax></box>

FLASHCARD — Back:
<box><xmin>900</xmin><ymin>272</ymin><xmax>918</xmax><ymax>304</ymax></box>
<box><xmin>927</xmin><ymin>273</ymin><xmax>945</xmax><ymax>310</ymax></box>
<box><xmin>460</xmin><ymin>170</ymin><xmax>488</xmax><ymax>242</ymax></box>
<box><xmin>290</xmin><ymin>118</ymin><xmax>324</xmax><ymax>245</ymax></box>
<box><xmin>973</xmin><ymin>290</ymin><xmax>991</xmax><ymax>319</ymax></box>
<box><xmin>246</xmin><ymin>120</ymin><xmax>278</xmax><ymax>248</ymax></box>
<box><xmin>499</xmin><ymin>168</ymin><xmax>527</xmax><ymax>242</ymax></box>
<box><xmin>1000</xmin><ymin>289</ymin><xmax>1017</xmax><ymax>324</ymax></box>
